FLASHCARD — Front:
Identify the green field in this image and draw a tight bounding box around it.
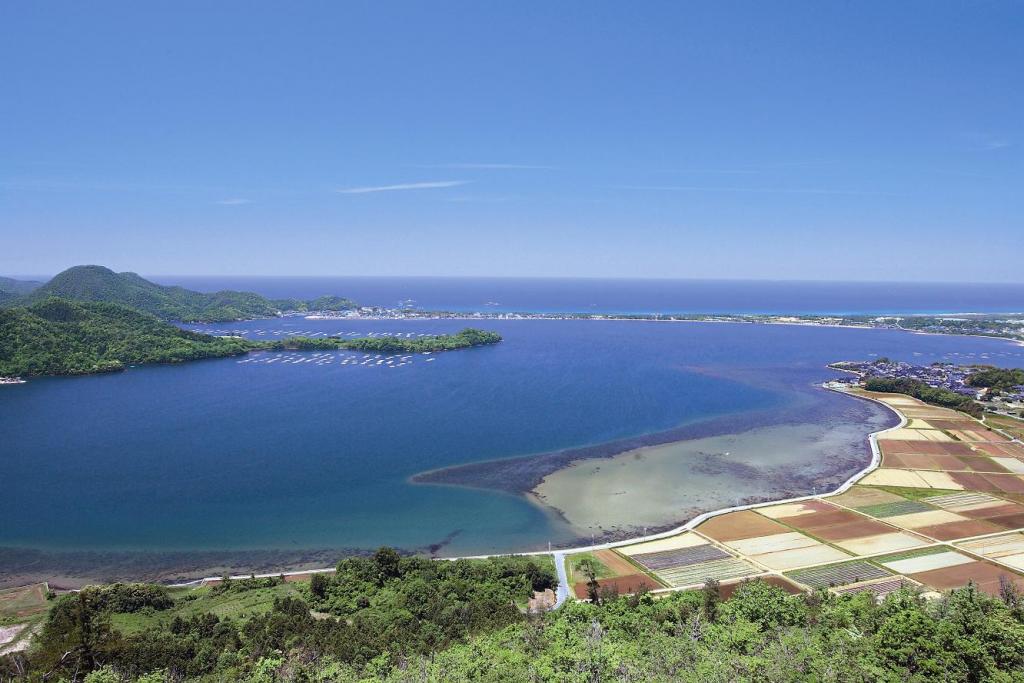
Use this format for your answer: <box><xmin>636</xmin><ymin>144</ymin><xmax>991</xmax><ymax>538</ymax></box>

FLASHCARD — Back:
<box><xmin>986</xmin><ymin>412</ymin><xmax>1024</xmax><ymax>440</ymax></box>
<box><xmin>565</xmin><ymin>552</ymin><xmax>616</xmax><ymax>585</ymax></box>
<box><xmin>0</xmin><ymin>583</ymin><xmax>50</xmax><ymax>626</ymax></box>
<box><xmin>108</xmin><ymin>581</ymin><xmax>306</xmax><ymax>635</ymax></box>
<box><xmin>857</xmin><ymin>499</ymin><xmax>935</xmax><ymax>518</ymax></box>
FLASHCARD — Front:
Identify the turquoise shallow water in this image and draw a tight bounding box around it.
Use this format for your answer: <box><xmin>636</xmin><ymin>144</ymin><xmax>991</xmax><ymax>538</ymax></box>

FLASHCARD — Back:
<box><xmin>3</xmin><ymin>317</ymin><xmax>1022</xmax><ymax>574</ymax></box>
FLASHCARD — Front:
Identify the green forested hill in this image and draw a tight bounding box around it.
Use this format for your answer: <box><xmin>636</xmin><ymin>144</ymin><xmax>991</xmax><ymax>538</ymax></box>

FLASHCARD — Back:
<box><xmin>14</xmin><ymin>266</ymin><xmax>356</xmax><ymax>322</ymax></box>
<box><xmin>0</xmin><ymin>298</ymin><xmax>255</xmax><ymax>376</ymax></box>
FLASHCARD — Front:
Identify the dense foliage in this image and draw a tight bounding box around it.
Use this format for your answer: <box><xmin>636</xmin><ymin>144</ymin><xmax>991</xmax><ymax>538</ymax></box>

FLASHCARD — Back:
<box><xmin>77</xmin><ymin>584</ymin><xmax>174</xmax><ymax>614</ymax></box>
<box><xmin>0</xmin><ymin>551</ymin><xmax>557</xmax><ymax>682</ymax></box>
<box><xmin>0</xmin><ymin>299</ymin><xmax>254</xmax><ymax>376</ymax></box>
<box><xmin>268</xmin><ymin>328</ymin><xmax>502</xmax><ymax>354</ymax></box>
<box><xmin>7</xmin><ymin>562</ymin><xmax>1024</xmax><ymax>682</ymax></box>
<box><xmin>10</xmin><ymin>266</ymin><xmax>356</xmax><ymax>322</ymax></box>
<box><xmin>968</xmin><ymin>367</ymin><xmax>1024</xmax><ymax>392</ymax></box>
<box><xmin>864</xmin><ymin>376</ymin><xmax>984</xmax><ymax>417</ymax></box>
<box><xmin>0</xmin><ymin>300</ymin><xmax>502</xmax><ymax>378</ymax></box>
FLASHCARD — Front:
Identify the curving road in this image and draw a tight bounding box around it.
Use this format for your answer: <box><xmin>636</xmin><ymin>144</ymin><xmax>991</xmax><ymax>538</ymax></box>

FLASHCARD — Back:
<box><xmin>553</xmin><ymin>551</ymin><xmax>570</xmax><ymax>607</ymax></box>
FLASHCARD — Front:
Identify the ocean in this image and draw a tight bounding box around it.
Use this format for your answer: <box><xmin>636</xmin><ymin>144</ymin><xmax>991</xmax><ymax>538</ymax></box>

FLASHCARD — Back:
<box><xmin>157</xmin><ymin>276</ymin><xmax>1024</xmax><ymax>315</ymax></box>
<box><xmin>1</xmin><ymin>278</ymin><xmax>1022</xmax><ymax>584</ymax></box>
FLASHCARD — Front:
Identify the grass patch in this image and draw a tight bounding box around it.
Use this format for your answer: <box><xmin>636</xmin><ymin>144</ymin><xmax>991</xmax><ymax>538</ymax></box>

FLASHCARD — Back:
<box><xmin>566</xmin><ymin>552</ymin><xmax>616</xmax><ymax>584</ymax></box>
<box><xmin>866</xmin><ymin>486</ymin><xmax>964</xmax><ymax>502</ymax></box>
<box><xmin>109</xmin><ymin>582</ymin><xmax>305</xmax><ymax>635</ymax></box>
<box><xmin>0</xmin><ymin>583</ymin><xmax>50</xmax><ymax>626</ymax></box>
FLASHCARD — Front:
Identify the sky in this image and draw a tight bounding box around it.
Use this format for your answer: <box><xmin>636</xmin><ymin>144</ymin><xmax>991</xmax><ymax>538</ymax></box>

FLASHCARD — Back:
<box><xmin>1</xmin><ymin>2</ymin><xmax>1022</xmax><ymax>281</ymax></box>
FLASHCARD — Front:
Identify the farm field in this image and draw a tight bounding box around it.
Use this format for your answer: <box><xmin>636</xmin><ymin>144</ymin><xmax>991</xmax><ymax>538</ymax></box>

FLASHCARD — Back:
<box><xmin>581</xmin><ymin>390</ymin><xmax>1024</xmax><ymax>604</ymax></box>
<box><xmin>986</xmin><ymin>413</ymin><xmax>1024</xmax><ymax>441</ymax></box>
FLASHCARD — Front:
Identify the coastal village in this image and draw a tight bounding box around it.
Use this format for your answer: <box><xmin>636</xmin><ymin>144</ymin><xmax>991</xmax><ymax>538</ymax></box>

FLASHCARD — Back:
<box><xmin>831</xmin><ymin>359</ymin><xmax>1024</xmax><ymax>416</ymax></box>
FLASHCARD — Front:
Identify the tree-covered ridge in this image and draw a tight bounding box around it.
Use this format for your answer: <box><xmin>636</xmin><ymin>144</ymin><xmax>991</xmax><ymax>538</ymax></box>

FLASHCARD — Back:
<box><xmin>0</xmin><ymin>299</ymin><xmax>502</xmax><ymax>378</ymax></box>
<box><xmin>0</xmin><ymin>276</ymin><xmax>42</xmax><ymax>296</ymax></box>
<box><xmin>5</xmin><ymin>553</ymin><xmax>1024</xmax><ymax>682</ymax></box>
<box><xmin>0</xmin><ymin>277</ymin><xmax>42</xmax><ymax>305</ymax></box>
<box><xmin>13</xmin><ymin>266</ymin><xmax>356</xmax><ymax>322</ymax></box>
<box><xmin>270</xmin><ymin>328</ymin><xmax>502</xmax><ymax>353</ymax></box>
<box><xmin>0</xmin><ymin>298</ymin><xmax>254</xmax><ymax>377</ymax></box>
<box><xmin>864</xmin><ymin>376</ymin><xmax>984</xmax><ymax>418</ymax></box>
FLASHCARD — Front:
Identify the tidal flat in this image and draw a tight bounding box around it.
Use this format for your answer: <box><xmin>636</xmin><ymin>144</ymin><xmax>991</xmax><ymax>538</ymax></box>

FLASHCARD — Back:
<box><xmin>531</xmin><ymin>408</ymin><xmax>895</xmax><ymax>537</ymax></box>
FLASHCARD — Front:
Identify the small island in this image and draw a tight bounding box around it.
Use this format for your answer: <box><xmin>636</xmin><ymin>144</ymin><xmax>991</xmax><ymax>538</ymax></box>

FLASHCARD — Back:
<box><xmin>0</xmin><ymin>298</ymin><xmax>501</xmax><ymax>380</ymax></box>
<box><xmin>268</xmin><ymin>328</ymin><xmax>502</xmax><ymax>354</ymax></box>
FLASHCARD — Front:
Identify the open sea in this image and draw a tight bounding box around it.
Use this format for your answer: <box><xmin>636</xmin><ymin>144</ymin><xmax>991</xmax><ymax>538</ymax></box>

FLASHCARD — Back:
<box><xmin>1</xmin><ymin>278</ymin><xmax>1022</xmax><ymax>583</ymax></box>
<box><xmin>159</xmin><ymin>276</ymin><xmax>1024</xmax><ymax>315</ymax></box>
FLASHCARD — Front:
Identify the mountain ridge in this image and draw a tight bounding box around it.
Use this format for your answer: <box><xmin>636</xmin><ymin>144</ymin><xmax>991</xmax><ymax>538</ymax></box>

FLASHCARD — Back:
<box><xmin>12</xmin><ymin>265</ymin><xmax>356</xmax><ymax>322</ymax></box>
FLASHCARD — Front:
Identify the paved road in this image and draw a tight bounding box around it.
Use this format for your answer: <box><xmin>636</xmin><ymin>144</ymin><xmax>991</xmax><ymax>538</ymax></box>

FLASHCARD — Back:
<box><xmin>553</xmin><ymin>551</ymin><xmax>571</xmax><ymax>607</ymax></box>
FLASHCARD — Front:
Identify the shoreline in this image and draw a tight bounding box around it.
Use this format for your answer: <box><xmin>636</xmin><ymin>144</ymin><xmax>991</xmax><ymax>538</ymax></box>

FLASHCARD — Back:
<box><xmin>2</xmin><ymin>325</ymin><xmax>1015</xmax><ymax>589</ymax></box>
<box><xmin>178</xmin><ymin>384</ymin><xmax>909</xmax><ymax>587</ymax></box>
<box><xmin>525</xmin><ymin>397</ymin><xmax>896</xmax><ymax>539</ymax></box>
<box><xmin>0</xmin><ymin>379</ymin><xmax>900</xmax><ymax>589</ymax></box>
<box><xmin>444</xmin><ymin>385</ymin><xmax>907</xmax><ymax>563</ymax></box>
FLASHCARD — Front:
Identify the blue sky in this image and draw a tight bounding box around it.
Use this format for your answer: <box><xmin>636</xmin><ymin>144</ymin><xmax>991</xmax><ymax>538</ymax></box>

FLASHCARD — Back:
<box><xmin>1</xmin><ymin>2</ymin><xmax>1021</xmax><ymax>281</ymax></box>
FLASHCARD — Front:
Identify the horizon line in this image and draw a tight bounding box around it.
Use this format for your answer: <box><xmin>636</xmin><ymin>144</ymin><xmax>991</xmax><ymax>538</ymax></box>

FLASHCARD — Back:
<box><xmin>6</xmin><ymin>270</ymin><xmax>1024</xmax><ymax>287</ymax></box>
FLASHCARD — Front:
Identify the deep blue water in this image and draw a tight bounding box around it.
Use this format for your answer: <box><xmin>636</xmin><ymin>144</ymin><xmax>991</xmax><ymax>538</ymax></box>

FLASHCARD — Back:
<box><xmin>156</xmin><ymin>276</ymin><xmax>1024</xmax><ymax>315</ymax></box>
<box><xmin>2</xmin><ymin>317</ymin><xmax>1022</xmax><ymax>567</ymax></box>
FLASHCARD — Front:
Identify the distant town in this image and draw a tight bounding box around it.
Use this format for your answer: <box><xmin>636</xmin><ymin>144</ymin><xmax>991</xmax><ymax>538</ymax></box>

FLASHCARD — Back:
<box><xmin>305</xmin><ymin>308</ymin><xmax>1024</xmax><ymax>345</ymax></box>
<box><xmin>830</xmin><ymin>359</ymin><xmax>1024</xmax><ymax>417</ymax></box>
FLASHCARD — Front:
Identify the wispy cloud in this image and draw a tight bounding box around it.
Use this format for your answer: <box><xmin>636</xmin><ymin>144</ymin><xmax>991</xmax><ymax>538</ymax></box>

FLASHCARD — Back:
<box><xmin>615</xmin><ymin>185</ymin><xmax>896</xmax><ymax>196</ymax></box>
<box><xmin>979</xmin><ymin>139</ymin><xmax>1011</xmax><ymax>151</ymax></box>
<box><xmin>408</xmin><ymin>163</ymin><xmax>555</xmax><ymax>170</ymax></box>
<box><xmin>653</xmin><ymin>160</ymin><xmax>838</xmax><ymax>175</ymax></box>
<box><xmin>336</xmin><ymin>180</ymin><xmax>470</xmax><ymax>194</ymax></box>
<box><xmin>965</xmin><ymin>132</ymin><xmax>1012</xmax><ymax>151</ymax></box>
<box><xmin>443</xmin><ymin>194</ymin><xmax>516</xmax><ymax>203</ymax></box>
<box><xmin>215</xmin><ymin>198</ymin><xmax>252</xmax><ymax>205</ymax></box>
